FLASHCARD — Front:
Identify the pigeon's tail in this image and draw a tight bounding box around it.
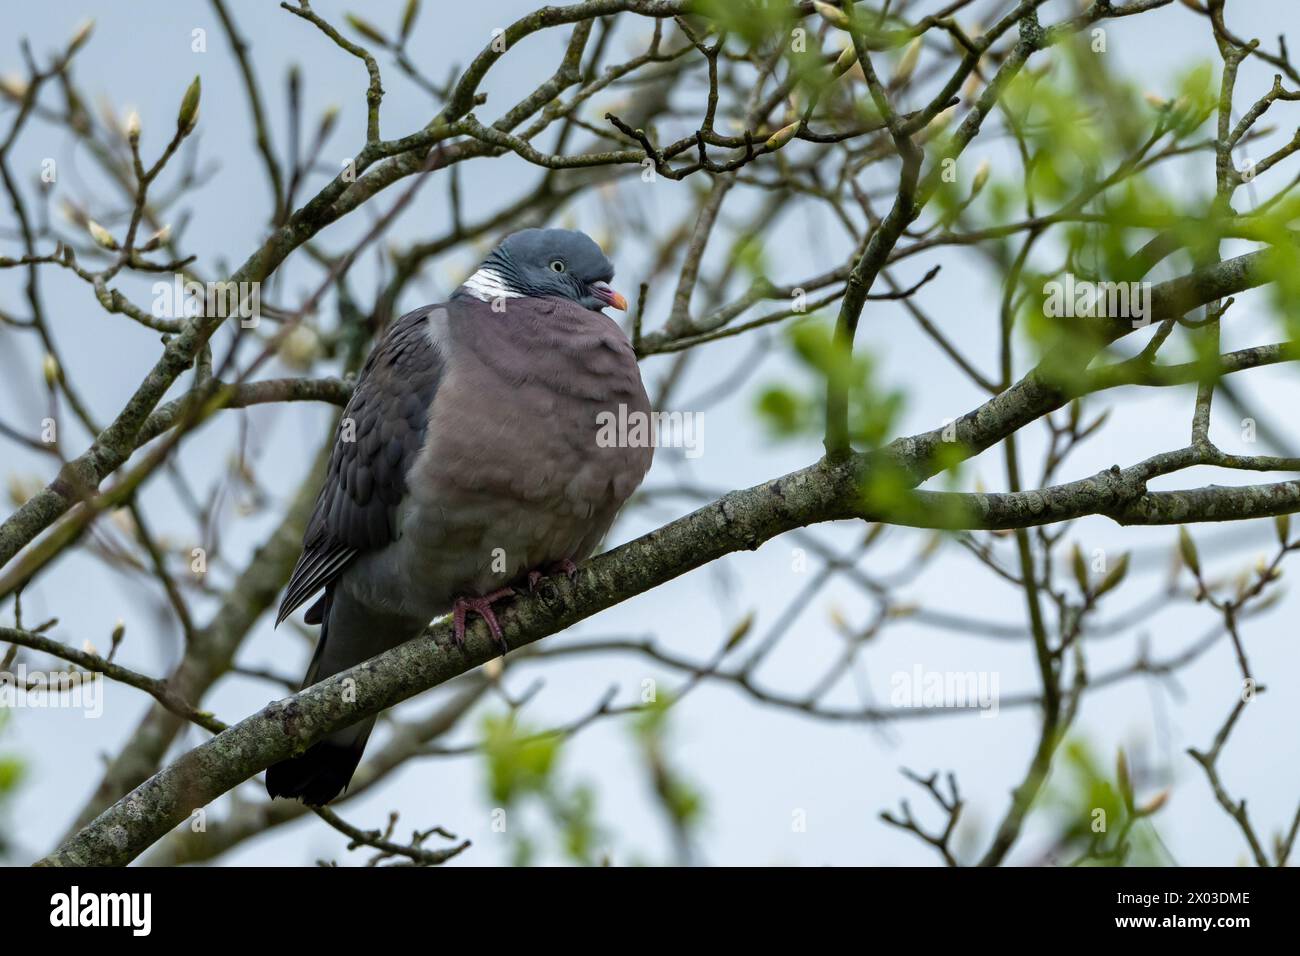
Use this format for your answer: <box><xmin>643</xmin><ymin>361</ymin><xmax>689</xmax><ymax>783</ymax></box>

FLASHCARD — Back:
<box><xmin>264</xmin><ymin>719</ymin><xmax>376</xmax><ymax>806</ymax></box>
<box><xmin>266</xmin><ymin>587</ymin><xmax>426</xmax><ymax>805</ymax></box>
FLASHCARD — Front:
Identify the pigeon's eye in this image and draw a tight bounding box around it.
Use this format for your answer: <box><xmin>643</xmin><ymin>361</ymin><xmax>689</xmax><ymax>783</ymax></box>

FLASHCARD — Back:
<box><xmin>548</xmin><ymin>260</ymin><xmax>566</xmax><ymax>273</ymax></box>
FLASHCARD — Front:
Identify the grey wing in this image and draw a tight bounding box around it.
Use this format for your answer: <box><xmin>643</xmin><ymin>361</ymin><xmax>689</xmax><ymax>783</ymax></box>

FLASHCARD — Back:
<box><xmin>276</xmin><ymin>306</ymin><xmax>446</xmax><ymax>625</ymax></box>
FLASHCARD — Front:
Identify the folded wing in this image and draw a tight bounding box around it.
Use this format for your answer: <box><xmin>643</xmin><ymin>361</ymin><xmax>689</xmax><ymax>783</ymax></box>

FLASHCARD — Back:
<box><xmin>276</xmin><ymin>306</ymin><xmax>446</xmax><ymax>625</ymax></box>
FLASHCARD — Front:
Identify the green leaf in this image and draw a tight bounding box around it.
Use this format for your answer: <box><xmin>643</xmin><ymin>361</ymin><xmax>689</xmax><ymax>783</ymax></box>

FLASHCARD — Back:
<box><xmin>1071</xmin><ymin>544</ymin><xmax>1089</xmax><ymax>594</ymax></box>
<box><xmin>1178</xmin><ymin>526</ymin><xmax>1200</xmax><ymax>575</ymax></box>
<box><xmin>480</xmin><ymin>714</ymin><xmax>560</xmax><ymax>805</ymax></box>
<box><xmin>345</xmin><ymin>13</ymin><xmax>390</xmax><ymax>47</ymax></box>
<box><xmin>1094</xmin><ymin>552</ymin><xmax>1129</xmax><ymax>598</ymax></box>
<box><xmin>399</xmin><ymin>0</ymin><xmax>420</xmax><ymax>42</ymax></box>
<box><xmin>177</xmin><ymin>75</ymin><xmax>201</xmax><ymax>131</ymax></box>
<box><xmin>724</xmin><ymin>611</ymin><xmax>756</xmax><ymax>651</ymax></box>
<box><xmin>692</xmin><ymin>0</ymin><xmax>795</xmax><ymax>48</ymax></box>
<box><xmin>0</xmin><ymin>756</ymin><xmax>22</xmax><ymax>794</ymax></box>
<box><xmin>755</xmin><ymin>386</ymin><xmax>805</xmax><ymax>435</ymax></box>
<box><xmin>1116</xmin><ymin>749</ymin><xmax>1133</xmax><ymax>810</ymax></box>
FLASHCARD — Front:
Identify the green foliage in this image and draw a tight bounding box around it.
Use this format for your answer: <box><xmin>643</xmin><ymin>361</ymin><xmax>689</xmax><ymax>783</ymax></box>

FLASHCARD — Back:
<box><xmin>1043</xmin><ymin>738</ymin><xmax>1169</xmax><ymax>866</ymax></box>
<box><xmin>732</xmin><ymin>233</ymin><xmax>770</xmax><ymax>285</ymax></box>
<box><xmin>0</xmin><ymin>713</ymin><xmax>22</xmax><ymax>860</ymax></box>
<box><xmin>0</xmin><ymin>754</ymin><xmax>19</xmax><ymax>793</ymax></box>
<box><xmin>1166</xmin><ymin>62</ymin><xmax>1218</xmax><ymax>140</ymax></box>
<box><xmin>754</xmin><ymin>316</ymin><xmax>985</xmax><ymax>527</ymax></box>
<box><xmin>755</xmin><ymin>385</ymin><xmax>803</xmax><ymax>434</ymax></box>
<box><xmin>1002</xmin><ymin>75</ymin><xmax>1107</xmax><ymax>208</ymax></box>
<box><xmin>632</xmin><ymin>693</ymin><xmax>705</xmax><ymax>838</ymax></box>
<box><xmin>478</xmin><ymin>713</ymin><xmax>605</xmax><ymax>865</ymax></box>
<box><xmin>690</xmin><ymin>0</ymin><xmax>796</xmax><ymax>49</ymax></box>
<box><xmin>859</xmin><ymin>456</ymin><xmax>969</xmax><ymax>529</ymax></box>
<box><xmin>1257</xmin><ymin>217</ymin><xmax>1300</xmax><ymax>344</ymax></box>
<box><xmin>945</xmin><ymin>45</ymin><xmax>1252</xmax><ymax>396</ymax></box>
<box><xmin>555</xmin><ymin>784</ymin><xmax>600</xmax><ymax>863</ymax></box>
<box><xmin>476</xmin><ymin>697</ymin><xmax>705</xmax><ymax>865</ymax></box>
<box><xmin>756</xmin><ymin>317</ymin><xmax>903</xmax><ymax>449</ymax></box>
<box><xmin>481</xmin><ymin>712</ymin><xmax>561</xmax><ymax>805</ymax></box>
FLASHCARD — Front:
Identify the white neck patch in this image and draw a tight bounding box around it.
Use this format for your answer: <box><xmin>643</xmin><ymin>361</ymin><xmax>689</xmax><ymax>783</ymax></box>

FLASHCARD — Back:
<box><xmin>461</xmin><ymin>267</ymin><xmax>523</xmax><ymax>302</ymax></box>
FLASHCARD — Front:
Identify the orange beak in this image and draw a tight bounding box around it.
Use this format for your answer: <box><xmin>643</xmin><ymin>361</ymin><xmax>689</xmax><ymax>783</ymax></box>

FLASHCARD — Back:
<box><xmin>591</xmin><ymin>281</ymin><xmax>628</xmax><ymax>311</ymax></box>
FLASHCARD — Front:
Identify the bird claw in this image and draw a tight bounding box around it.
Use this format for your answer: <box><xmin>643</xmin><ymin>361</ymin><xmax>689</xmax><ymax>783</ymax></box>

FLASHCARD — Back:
<box><xmin>451</xmin><ymin>588</ymin><xmax>515</xmax><ymax>657</ymax></box>
<box><xmin>524</xmin><ymin>559</ymin><xmax>579</xmax><ymax>591</ymax></box>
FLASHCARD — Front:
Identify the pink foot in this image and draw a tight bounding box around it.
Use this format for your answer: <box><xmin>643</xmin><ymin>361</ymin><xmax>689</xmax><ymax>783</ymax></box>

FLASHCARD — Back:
<box><xmin>451</xmin><ymin>588</ymin><xmax>515</xmax><ymax>656</ymax></box>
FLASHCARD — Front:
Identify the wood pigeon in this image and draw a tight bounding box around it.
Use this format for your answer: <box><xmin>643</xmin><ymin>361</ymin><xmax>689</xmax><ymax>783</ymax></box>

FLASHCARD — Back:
<box><xmin>265</xmin><ymin>228</ymin><xmax>653</xmax><ymax>805</ymax></box>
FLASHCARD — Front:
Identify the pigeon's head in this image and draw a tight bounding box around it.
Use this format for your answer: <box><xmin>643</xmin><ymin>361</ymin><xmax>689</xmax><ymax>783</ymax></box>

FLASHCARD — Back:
<box><xmin>472</xmin><ymin>228</ymin><xmax>628</xmax><ymax>313</ymax></box>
